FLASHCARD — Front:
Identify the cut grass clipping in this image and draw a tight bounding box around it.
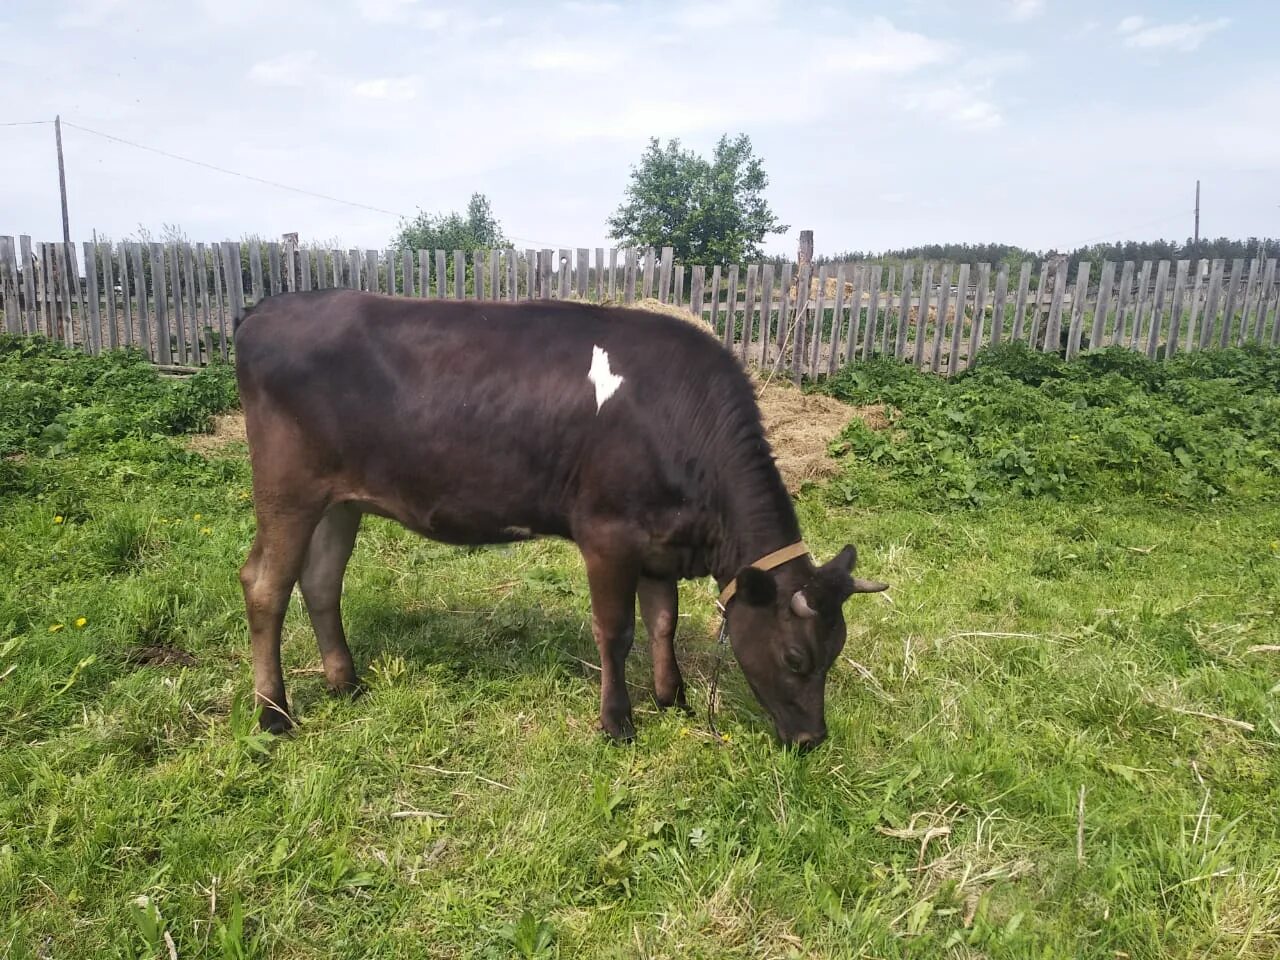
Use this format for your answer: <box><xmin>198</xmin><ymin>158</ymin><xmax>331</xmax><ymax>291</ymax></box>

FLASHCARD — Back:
<box><xmin>2</xmin><ymin>329</ymin><xmax>1279</xmax><ymax>959</ymax></box>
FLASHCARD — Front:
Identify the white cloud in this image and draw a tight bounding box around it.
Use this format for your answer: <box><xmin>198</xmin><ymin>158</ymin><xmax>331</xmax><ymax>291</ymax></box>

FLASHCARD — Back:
<box><xmin>1118</xmin><ymin>15</ymin><xmax>1144</xmax><ymax>33</ymax></box>
<box><xmin>903</xmin><ymin>83</ymin><xmax>1004</xmax><ymax>130</ymax></box>
<box><xmin>354</xmin><ymin>0</ymin><xmax>502</xmax><ymax>32</ymax></box>
<box><xmin>1120</xmin><ymin>17</ymin><xmax>1230</xmax><ymax>51</ymax></box>
<box><xmin>520</xmin><ymin>42</ymin><xmax>614</xmax><ymax>73</ymax></box>
<box><xmin>57</xmin><ymin>0</ymin><xmax>127</xmax><ymax>28</ymax></box>
<box><xmin>1007</xmin><ymin>0</ymin><xmax>1045</xmax><ymax>22</ymax></box>
<box><xmin>247</xmin><ymin>51</ymin><xmax>318</xmax><ymax>87</ymax></box>
<box><xmin>555</xmin><ymin>99</ymin><xmax>725</xmax><ymax>141</ymax></box>
<box><xmin>355</xmin><ymin>0</ymin><xmax>421</xmax><ymax>23</ymax></box>
<box><xmin>959</xmin><ymin>51</ymin><xmax>1030</xmax><ymax>80</ymax></box>
<box><xmin>350</xmin><ymin>76</ymin><xmax>421</xmax><ymax>101</ymax></box>
<box><xmin>671</xmin><ymin>0</ymin><xmax>780</xmax><ymax>30</ymax></box>
<box><xmin>197</xmin><ymin>0</ymin><xmax>314</xmax><ymax>27</ymax></box>
<box><xmin>815</xmin><ymin>17</ymin><xmax>952</xmax><ymax>76</ymax></box>
<box><xmin>560</xmin><ymin>0</ymin><xmax>620</xmax><ymax>13</ymax></box>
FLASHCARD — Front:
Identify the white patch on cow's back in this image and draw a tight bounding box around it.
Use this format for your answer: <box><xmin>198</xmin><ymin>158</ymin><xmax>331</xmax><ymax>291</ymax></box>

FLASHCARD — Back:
<box><xmin>588</xmin><ymin>345</ymin><xmax>624</xmax><ymax>412</ymax></box>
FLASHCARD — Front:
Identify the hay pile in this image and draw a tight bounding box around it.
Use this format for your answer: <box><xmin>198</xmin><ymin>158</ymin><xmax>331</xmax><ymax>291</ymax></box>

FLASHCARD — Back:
<box><xmin>625</xmin><ymin>297</ymin><xmax>713</xmax><ymax>332</ymax></box>
<box><xmin>750</xmin><ymin>373</ymin><xmax>889</xmax><ymax>493</ymax></box>
<box><xmin>585</xmin><ymin>294</ymin><xmax>719</xmax><ymax>334</ymax></box>
<box><xmin>183</xmin><ymin>412</ymin><xmax>246</xmax><ymax>456</ymax></box>
<box><xmin>790</xmin><ymin>276</ymin><xmax>856</xmax><ymax>301</ymax></box>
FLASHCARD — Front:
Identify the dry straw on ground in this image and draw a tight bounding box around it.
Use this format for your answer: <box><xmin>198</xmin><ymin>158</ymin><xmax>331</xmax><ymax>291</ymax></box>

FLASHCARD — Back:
<box><xmin>183</xmin><ymin>411</ymin><xmax>246</xmax><ymax>456</ymax></box>
<box><xmin>750</xmin><ymin>373</ymin><xmax>888</xmax><ymax>492</ymax></box>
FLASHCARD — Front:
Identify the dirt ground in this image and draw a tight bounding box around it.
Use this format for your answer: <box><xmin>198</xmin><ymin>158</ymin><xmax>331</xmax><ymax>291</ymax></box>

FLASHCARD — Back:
<box><xmin>183</xmin><ymin>412</ymin><xmax>246</xmax><ymax>457</ymax></box>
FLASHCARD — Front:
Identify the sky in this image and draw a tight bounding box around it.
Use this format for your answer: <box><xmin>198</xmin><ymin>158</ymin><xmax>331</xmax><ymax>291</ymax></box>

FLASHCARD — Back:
<box><xmin>2</xmin><ymin>0</ymin><xmax>1277</xmax><ymax>259</ymax></box>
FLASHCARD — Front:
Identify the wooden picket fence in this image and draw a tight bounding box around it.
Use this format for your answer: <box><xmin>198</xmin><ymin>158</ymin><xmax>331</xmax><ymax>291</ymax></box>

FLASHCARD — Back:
<box><xmin>2</xmin><ymin>235</ymin><xmax>1278</xmax><ymax>378</ymax></box>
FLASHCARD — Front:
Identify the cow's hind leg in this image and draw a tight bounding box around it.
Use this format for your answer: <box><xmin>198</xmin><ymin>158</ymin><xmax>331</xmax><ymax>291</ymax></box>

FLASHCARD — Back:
<box><xmin>638</xmin><ymin>577</ymin><xmax>689</xmax><ymax>714</ymax></box>
<box><xmin>240</xmin><ymin>503</ymin><xmax>324</xmax><ymax>733</ymax></box>
<box><xmin>299</xmin><ymin>502</ymin><xmax>362</xmax><ymax>696</ymax></box>
<box><xmin>581</xmin><ymin>545</ymin><xmax>640</xmax><ymax>742</ymax></box>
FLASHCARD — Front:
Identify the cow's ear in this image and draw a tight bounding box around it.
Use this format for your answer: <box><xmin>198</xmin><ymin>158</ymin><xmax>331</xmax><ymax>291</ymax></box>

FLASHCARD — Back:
<box><xmin>804</xmin><ymin>545</ymin><xmax>889</xmax><ymax>610</ymax></box>
<box><xmin>736</xmin><ymin>567</ymin><xmax>777</xmax><ymax>607</ymax></box>
<box><xmin>824</xmin><ymin>544</ymin><xmax>858</xmax><ymax>576</ymax></box>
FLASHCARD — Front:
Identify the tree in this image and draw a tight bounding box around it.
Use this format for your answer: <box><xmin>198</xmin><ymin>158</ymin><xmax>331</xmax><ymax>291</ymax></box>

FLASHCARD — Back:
<box><xmin>392</xmin><ymin>192</ymin><xmax>507</xmax><ymax>251</ymax></box>
<box><xmin>607</xmin><ymin>134</ymin><xmax>788</xmax><ymax>264</ymax></box>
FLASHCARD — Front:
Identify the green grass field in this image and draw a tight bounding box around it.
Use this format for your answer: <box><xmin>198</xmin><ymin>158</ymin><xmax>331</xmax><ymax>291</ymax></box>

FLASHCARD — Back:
<box><xmin>2</xmin><ymin>335</ymin><xmax>1278</xmax><ymax>959</ymax></box>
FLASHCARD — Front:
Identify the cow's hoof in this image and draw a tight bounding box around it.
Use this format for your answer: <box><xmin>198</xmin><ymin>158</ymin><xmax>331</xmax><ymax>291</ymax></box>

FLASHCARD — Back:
<box><xmin>654</xmin><ymin>687</ymin><xmax>693</xmax><ymax>716</ymax></box>
<box><xmin>327</xmin><ymin>678</ymin><xmax>364</xmax><ymax>699</ymax></box>
<box><xmin>601</xmin><ymin>715</ymin><xmax>636</xmax><ymax>743</ymax></box>
<box><xmin>259</xmin><ymin>705</ymin><xmax>294</xmax><ymax>735</ymax></box>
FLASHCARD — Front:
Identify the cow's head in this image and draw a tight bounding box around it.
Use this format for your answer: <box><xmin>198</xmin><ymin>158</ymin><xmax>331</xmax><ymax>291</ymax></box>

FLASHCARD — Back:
<box><xmin>726</xmin><ymin>545</ymin><xmax>886</xmax><ymax>751</ymax></box>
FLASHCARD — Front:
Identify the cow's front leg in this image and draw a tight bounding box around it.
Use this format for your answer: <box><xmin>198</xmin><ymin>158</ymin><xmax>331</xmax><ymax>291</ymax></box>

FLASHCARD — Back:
<box><xmin>582</xmin><ymin>547</ymin><xmax>639</xmax><ymax>741</ymax></box>
<box><xmin>638</xmin><ymin>576</ymin><xmax>690</xmax><ymax>713</ymax></box>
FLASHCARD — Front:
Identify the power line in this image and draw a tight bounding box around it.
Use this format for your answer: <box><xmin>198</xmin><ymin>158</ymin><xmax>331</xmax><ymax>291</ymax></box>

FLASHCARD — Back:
<box><xmin>60</xmin><ymin>119</ymin><xmax>406</xmax><ymax>218</ymax></box>
<box><xmin>506</xmin><ymin>233</ymin><xmax>584</xmax><ymax>250</ymax></box>
<box><xmin>0</xmin><ymin>120</ymin><xmax>54</xmax><ymax>127</ymax></box>
<box><xmin>57</xmin><ymin>117</ymin><xmax>577</xmax><ymax>249</ymax></box>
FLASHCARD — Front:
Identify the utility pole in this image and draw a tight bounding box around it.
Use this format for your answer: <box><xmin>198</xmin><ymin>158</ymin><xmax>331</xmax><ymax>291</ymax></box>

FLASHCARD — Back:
<box><xmin>55</xmin><ymin>115</ymin><xmax>71</xmax><ymax>246</ymax></box>
<box><xmin>1193</xmin><ymin>179</ymin><xmax>1200</xmax><ymax>248</ymax></box>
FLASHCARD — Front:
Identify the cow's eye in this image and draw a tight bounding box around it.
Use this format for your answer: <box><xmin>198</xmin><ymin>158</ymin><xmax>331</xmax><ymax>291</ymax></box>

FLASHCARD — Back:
<box><xmin>784</xmin><ymin>649</ymin><xmax>807</xmax><ymax>674</ymax></box>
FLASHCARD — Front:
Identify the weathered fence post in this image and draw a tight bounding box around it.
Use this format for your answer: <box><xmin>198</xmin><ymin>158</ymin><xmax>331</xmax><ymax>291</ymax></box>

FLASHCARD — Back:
<box><xmin>809</xmin><ymin>264</ymin><xmax>827</xmax><ymax>373</ymax></box>
<box><xmin>740</xmin><ymin>264</ymin><xmax>758</xmax><ymax>364</ymax></box>
<box><xmin>82</xmin><ymin>241</ymin><xmax>101</xmax><ymax>354</ymax></box>
<box><xmin>758</xmin><ymin>264</ymin><xmax>775</xmax><ymax>366</ymax></box>
<box><xmin>863</xmin><ymin>265</ymin><xmax>881</xmax><ymax>361</ymax></box>
<box><xmin>1066</xmin><ymin>261</ymin><xmax>1091</xmax><ymax>359</ymax></box>
<box><xmin>829</xmin><ymin>264</ymin><xmax>847</xmax><ymax>373</ymax></box>
<box><xmin>970</xmin><ymin>261</ymin><xmax>993</xmax><ymax>369</ymax></box>
<box><xmin>846</xmin><ymin>263</ymin><xmax>865</xmax><ymax>365</ymax></box>
<box><xmin>723</xmin><ymin>265</ymin><xmax>740</xmax><ymax>352</ymax></box>
<box><xmin>931</xmin><ymin>264</ymin><xmax>952</xmax><ymax>373</ymax></box>
<box><xmin>912</xmin><ymin>262</ymin><xmax>932</xmax><ymax>368</ymax></box>
<box><xmin>0</xmin><ymin>237</ymin><xmax>18</xmax><ymax>335</ymax></box>
<box><xmin>793</xmin><ymin>231</ymin><xmax>813</xmax><ymax>385</ymax></box>
<box><xmin>1145</xmin><ymin>260</ymin><xmax>1171</xmax><ymax>358</ymax></box>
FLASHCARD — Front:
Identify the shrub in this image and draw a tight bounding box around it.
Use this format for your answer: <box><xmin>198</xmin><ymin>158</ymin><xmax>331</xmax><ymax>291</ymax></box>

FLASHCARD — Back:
<box><xmin>823</xmin><ymin>342</ymin><xmax>1280</xmax><ymax>506</ymax></box>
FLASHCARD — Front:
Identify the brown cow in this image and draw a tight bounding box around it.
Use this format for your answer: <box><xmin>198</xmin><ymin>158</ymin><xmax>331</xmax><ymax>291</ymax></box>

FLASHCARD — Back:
<box><xmin>233</xmin><ymin>290</ymin><xmax>886</xmax><ymax>749</ymax></box>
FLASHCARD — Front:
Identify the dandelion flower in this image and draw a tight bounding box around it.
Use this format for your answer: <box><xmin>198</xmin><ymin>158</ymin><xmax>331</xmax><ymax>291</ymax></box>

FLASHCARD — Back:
<box><xmin>200</xmin><ymin>527</ymin><xmax>213</xmax><ymax>535</ymax></box>
<box><xmin>74</xmin><ymin>617</ymin><xmax>87</xmax><ymax>628</ymax></box>
<box><xmin>54</xmin><ymin>516</ymin><xmax>64</xmax><ymax>524</ymax></box>
<box><xmin>194</xmin><ymin>513</ymin><xmax>202</xmax><ymax>521</ymax></box>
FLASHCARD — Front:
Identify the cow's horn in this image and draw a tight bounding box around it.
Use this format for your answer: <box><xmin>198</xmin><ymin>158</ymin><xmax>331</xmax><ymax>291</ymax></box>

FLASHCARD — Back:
<box><xmin>790</xmin><ymin>590</ymin><xmax>818</xmax><ymax>619</ymax></box>
<box><xmin>851</xmin><ymin>578</ymin><xmax>889</xmax><ymax>593</ymax></box>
